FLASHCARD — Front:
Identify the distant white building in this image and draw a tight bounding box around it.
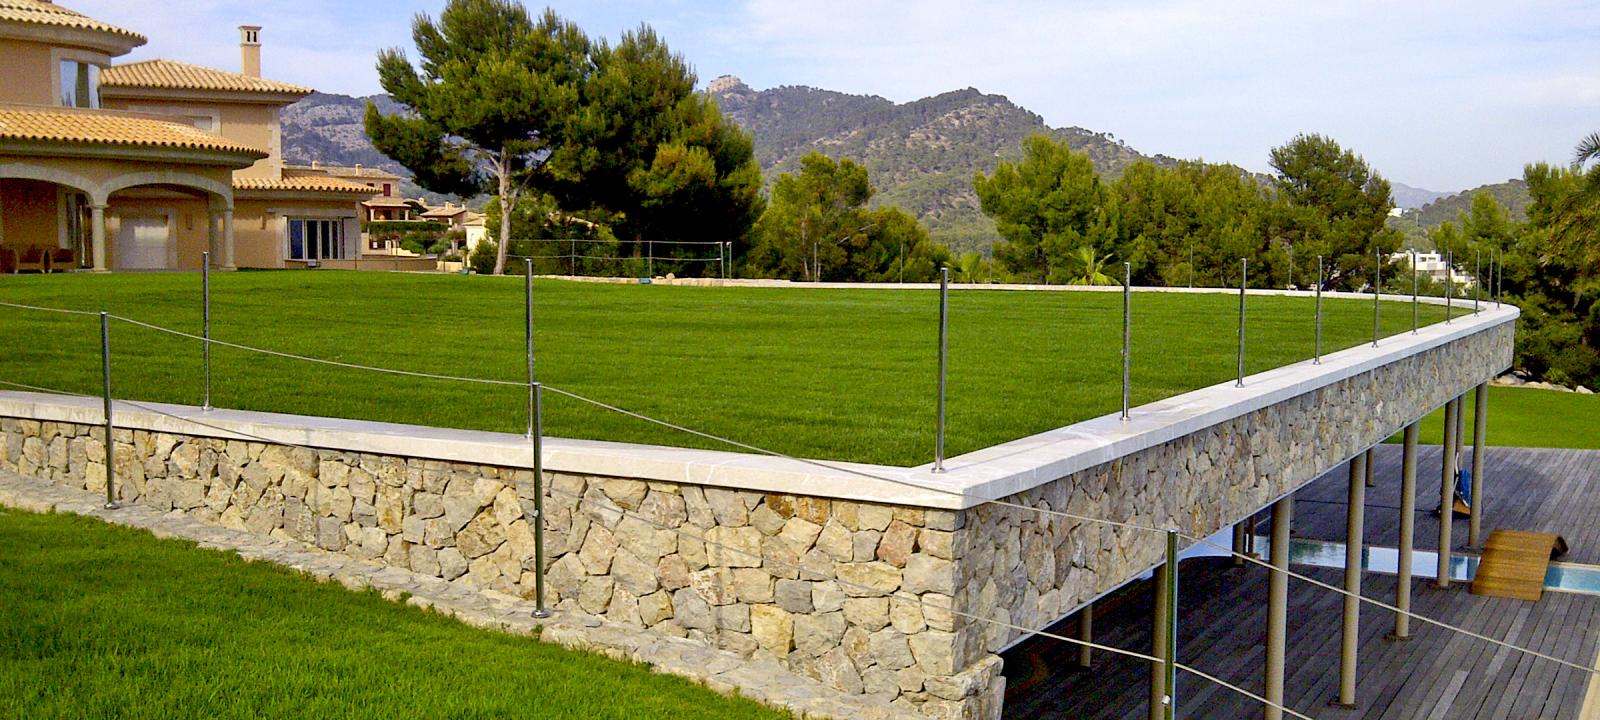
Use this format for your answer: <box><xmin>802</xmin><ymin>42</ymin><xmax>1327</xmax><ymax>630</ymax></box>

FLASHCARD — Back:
<box><xmin>1392</xmin><ymin>251</ymin><xmax>1476</xmax><ymax>287</ymax></box>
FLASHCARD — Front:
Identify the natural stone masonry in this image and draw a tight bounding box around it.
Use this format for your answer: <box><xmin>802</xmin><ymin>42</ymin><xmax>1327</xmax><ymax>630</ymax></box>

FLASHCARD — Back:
<box><xmin>0</xmin><ymin>470</ymin><xmax>917</xmax><ymax>720</ymax></box>
<box><xmin>0</xmin><ymin>303</ymin><xmax>1515</xmax><ymax>720</ymax></box>
<box><xmin>0</xmin><ymin>417</ymin><xmax>977</xmax><ymax>717</ymax></box>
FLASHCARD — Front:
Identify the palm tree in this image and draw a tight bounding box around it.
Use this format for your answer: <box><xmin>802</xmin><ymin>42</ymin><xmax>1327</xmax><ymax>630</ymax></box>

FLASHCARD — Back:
<box><xmin>1066</xmin><ymin>246</ymin><xmax>1119</xmax><ymax>286</ymax></box>
<box><xmin>1575</xmin><ymin>132</ymin><xmax>1600</xmax><ymax>168</ymax></box>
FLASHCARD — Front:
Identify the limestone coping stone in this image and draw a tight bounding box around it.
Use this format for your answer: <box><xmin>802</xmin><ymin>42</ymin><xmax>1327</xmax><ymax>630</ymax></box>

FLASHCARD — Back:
<box><xmin>0</xmin><ymin>291</ymin><xmax>1515</xmax><ymax>511</ymax></box>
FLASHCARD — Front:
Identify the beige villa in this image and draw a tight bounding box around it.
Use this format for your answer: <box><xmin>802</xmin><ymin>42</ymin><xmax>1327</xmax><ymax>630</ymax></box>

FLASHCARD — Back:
<box><xmin>0</xmin><ymin>0</ymin><xmax>376</xmax><ymax>271</ymax></box>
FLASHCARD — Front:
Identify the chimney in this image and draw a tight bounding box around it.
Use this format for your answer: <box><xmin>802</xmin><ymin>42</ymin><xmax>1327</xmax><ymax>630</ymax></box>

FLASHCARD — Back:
<box><xmin>239</xmin><ymin>25</ymin><xmax>262</xmax><ymax>77</ymax></box>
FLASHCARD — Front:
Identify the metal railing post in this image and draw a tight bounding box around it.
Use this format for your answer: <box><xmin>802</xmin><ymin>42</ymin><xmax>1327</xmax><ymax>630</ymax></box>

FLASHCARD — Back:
<box><xmin>1314</xmin><ymin>256</ymin><xmax>1323</xmax><ymax>365</ymax></box>
<box><xmin>648</xmin><ymin>239</ymin><xmax>654</xmax><ymax>278</ymax></box>
<box><xmin>934</xmin><ymin>266</ymin><xmax>949</xmax><ymax>472</ymax></box>
<box><xmin>1411</xmin><ymin>250</ymin><xmax>1419</xmax><ymax>334</ymax></box>
<box><xmin>202</xmin><ymin>250</ymin><xmax>212</xmax><ymax>411</ymax></box>
<box><xmin>1474</xmin><ymin>249</ymin><xmax>1481</xmax><ymax>314</ymax></box>
<box><xmin>525</xmin><ymin>258</ymin><xmax>536</xmax><ymax>438</ymax></box>
<box><xmin>1121</xmin><ymin>262</ymin><xmax>1131</xmax><ymax>422</ymax></box>
<box><xmin>1495</xmin><ymin>250</ymin><xmax>1502</xmax><ymax>307</ymax></box>
<box><xmin>100</xmin><ymin>311</ymin><xmax>116</xmax><ymax>509</ymax></box>
<box><xmin>1161</xmin><ymin>529</ymin><xmax>1179</xmax><ymax>720</ymax></box>
<box><xmin>1287</xmin><ymin>244</ymin><xmax>1294</xmax><ymax>289</ymax></box>
<box><xmin>1236</xmin><ymin>258</ymin><xmax>1246</xmax><ymax>388</ymax></box>
<box><xmin>1372</xmin><ymin>249</ymin><xmax>1381</xmax><ymax>348</ymax></box>
<box><xmin>531</xmin><ymin>381</ymin><xmax>551</xmax><ymax>618</ymax></box>
<box><xmin>1445</xmin><ymin>250</ymin><xmax>1453</xmax><ymax>323</ymax></box>
<box><xmin>1188</xmin><ymin>245</ymin><xmax>1194</xmax><ymax>289</ymax></box>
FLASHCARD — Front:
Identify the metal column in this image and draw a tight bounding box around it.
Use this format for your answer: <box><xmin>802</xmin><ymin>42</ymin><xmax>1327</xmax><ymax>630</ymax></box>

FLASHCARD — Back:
<box><xmin>1237</xmin><ymin>258</ymin><xmax>1247</xmax><ymax>387</ymax></box>
<box><xmin>1365</xmin><ymin>447</ymin><xmax>1375</xmax><ymax>487</ymax></box>
<box><xmin>1265</xmin><ymin>496</ymin><xmax>1293</xmax><ymax>720</ymax></box>
<box><xmin>1078</xmin><ymin>602</ymin><xmax>1094</xmax><ymax>669</ymax></box>
<box><xmin>934</xmin><ymin>267</ymin><xmax>949</xmax><ymax>472</ymax></box>
<box><xmin>1392</xmin><ymin>423</ymin><xmax>1418</xmax><ymax>640</ymax></box>
<box><xmin>1122</xmin><ymin>262</ymin><xmax>1131</xmax><ymax>421</ymax></box>
<box><xmin>1469</xmin><ymin>382</ymin><xmax>1488</xmax><ymax>547</ymax></box>
<box><xmin>1438</xmin><ymin>398</ymin><xmax>1459</xmax><ymax>588</ymax></box>
<box><xmin>1151</xmin><ymin>532</ymin><xmax>1177</xmax><ymax>720</ymax></box>
<box><xmin>99</xmin><ymin>312</ymin><xmax>116</xmax><ymax>508</ymax></box>
<box><xmin>1338</xmin><ymin>451</ymin><xmax>1367</xmax><ymax>707</ymax></box>
<box><xmin>531</xmin><ymin>381</ymin><xmax>550</xmax><ymax>618</ymax></box>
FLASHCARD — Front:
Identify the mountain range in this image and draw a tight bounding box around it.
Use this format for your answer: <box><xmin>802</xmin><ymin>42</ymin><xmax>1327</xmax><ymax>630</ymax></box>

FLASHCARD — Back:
<box><xmin>279</xmin><ymin>80</ymin><xmax>1469</xmax><ymax>252</ymax></box>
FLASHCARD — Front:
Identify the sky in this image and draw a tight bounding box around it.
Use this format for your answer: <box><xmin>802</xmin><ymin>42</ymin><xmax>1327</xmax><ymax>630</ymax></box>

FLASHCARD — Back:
<box><xmin>68</xmin><ymin>0</ymin><xmax>1600</xmax><ymax>192</ymax></box>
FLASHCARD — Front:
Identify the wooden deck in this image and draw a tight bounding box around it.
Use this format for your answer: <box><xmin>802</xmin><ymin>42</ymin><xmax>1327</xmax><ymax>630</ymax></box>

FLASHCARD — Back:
<box><xmin>1002</xmin><ymin>446</ymin><xmax>1600</xmax><ymax>719</ymax></box>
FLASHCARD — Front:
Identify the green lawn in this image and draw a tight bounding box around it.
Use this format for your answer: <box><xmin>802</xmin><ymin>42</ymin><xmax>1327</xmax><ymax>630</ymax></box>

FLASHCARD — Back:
<box><xmin>0</xmin><ymin>507</ymin><xmax>787</xmax><ymax>719</ymax></box>
<box><xmin>0</xmin><ymin>272</ymin><xmax>1445</xmax><ymax>466</ymax></box>
<box><xmin>1398</xmin><ymin>386</ymin><xmax>1600</xmax><ymax>449</ymax></box>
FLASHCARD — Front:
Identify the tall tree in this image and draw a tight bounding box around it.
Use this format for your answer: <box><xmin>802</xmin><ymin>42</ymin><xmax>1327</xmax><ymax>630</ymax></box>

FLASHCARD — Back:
<box><xmin>973</xmin><ymin>134</ymin><xmax>1111</xmax><ymax>283</ymax></box>
<box><xmin>366</xmin><ymin>0</ymin><xmax>589</xmax><ymax>275</ymax></box>
<box><xmin>547</xmin><ymin>26</ymin><xmax>762</xmax><ymax>275</ymax></box>
<box><xmin>747</xmin><ymin>152</ymin><xmax>948</xmax><ymax>281</ymax></box>
<box><xmin>1268</xmin><ymin>133</ymin><xmax>1401</xmax><ymax>289</ymax></box>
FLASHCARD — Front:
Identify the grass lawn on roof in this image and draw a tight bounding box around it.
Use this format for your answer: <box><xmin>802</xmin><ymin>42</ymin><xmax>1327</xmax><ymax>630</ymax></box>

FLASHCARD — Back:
<box><xmin>0</xmin><ymin>272</ymin><xmax>1447</xmax><ymax>466</ymax></box>
<box><xmin>0</xmin><ymin>507</ymin><xmax>789</xmax><ymax>719</ymax></box>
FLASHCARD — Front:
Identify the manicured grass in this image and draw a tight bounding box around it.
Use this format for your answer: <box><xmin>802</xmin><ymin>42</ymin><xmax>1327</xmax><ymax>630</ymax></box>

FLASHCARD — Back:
<box><xmin>0</xmin><ymin>508</ymin><xmax>788</xmax><ymax>719</ymax></box>
<box><xmin>1398</xmin><ymin>386</ymin><xmax>1600</xmax><ymax>449</ymax></box>
<box><xmin>0</xmin><ymin>272</ymin><xmax>1445</xmax><ymax>466</ymax></box>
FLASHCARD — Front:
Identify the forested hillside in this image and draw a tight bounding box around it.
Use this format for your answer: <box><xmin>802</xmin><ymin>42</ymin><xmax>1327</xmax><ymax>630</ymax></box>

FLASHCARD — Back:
<box><xmin>707</xmin><ymin>76</ymin><xmax>1175</xmax><ymax>252</ymax></box>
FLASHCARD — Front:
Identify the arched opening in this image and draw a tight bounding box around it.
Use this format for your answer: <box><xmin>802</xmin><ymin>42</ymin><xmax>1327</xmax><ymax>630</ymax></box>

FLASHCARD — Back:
<box><xmin>0</xmin><ymin>170</ymin><xmax>100</xmax><ymax>273</ymax></box>
<box><xmin>104</xmin><ymin>182</ymin><xmax>228</xmax><ymax>271</ymax></box>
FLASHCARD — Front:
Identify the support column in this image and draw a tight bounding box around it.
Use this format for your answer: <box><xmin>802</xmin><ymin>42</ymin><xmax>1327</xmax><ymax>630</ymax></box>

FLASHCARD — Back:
<box><xmin>221</xmin><ymin>208</ymin><xmax>236</xmax><ymax>269</ymax></box>
<box><xmin>1469</xmin><ymin>382</ymin><xmax>1489</xmax><ymax>547</ymax></box>
<box><xmin>89</xmin><ymin>204</ymin><xmax>107</xmax><ymax>271</ymax></box>
<box><xmin>1364</xmin><ymin>447</ymin><xmax>1375</xmax><ymax>487</ymax></box>
<box><xmin>1150</xmin><ymin>565</ymin><xmax>1170</xmax><ymax>720</ymax></box>
<box><xmin>1078</xmin><ymin>602</ymin><xmax>1094</xmax><ymax>669</ymax></box>
<box><xmin>1232</xmin><ymin>522</ymin><xmax>1248</xmax><ymax>567</ymax></box>
<box><xmin>1438</xmin><ymin>397</ymin><xmax>1459</xmax><ymax>589</ymax></box>
<box><xmin>1265</xmin><ymin>496</ymin><xmax>1292</xmax><ymax>720</ymax></box>
<box><xmin>1392</xmin><ymin>423</ymin><xmax>1418</xmax><ymax>640</ymax></box>
<box><xmin>1338</xmin><ymin>452</ymin><xmax>1367</xmax><ymax>707</ymax></box>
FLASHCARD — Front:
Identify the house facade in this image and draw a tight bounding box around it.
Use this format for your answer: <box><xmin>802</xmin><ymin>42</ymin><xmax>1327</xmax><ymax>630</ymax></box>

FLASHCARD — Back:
<box><xmin>0</xmin><ymin>1</ymin><xmax>375</xmax><ymax>271</ymax></box>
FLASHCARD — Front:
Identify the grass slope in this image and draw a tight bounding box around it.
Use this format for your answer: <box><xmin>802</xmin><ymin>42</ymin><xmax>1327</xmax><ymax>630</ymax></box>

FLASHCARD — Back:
<box><xmin>1402</xmin><ymin>386</ymin><xmax>1600</xmax><ymax>450</ymax></box>
<box><xmin>0</xmin><ymin>272</ymin><xmax>1445</xmax><ymax>466</ymax></box>
<box><xmin>0</xmin><ymin>508</ymin><xmax>787</xmax><ymax>719</ymax></box>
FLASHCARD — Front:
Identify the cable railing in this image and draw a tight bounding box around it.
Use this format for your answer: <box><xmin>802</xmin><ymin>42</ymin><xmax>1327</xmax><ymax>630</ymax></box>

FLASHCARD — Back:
<box><xmin>0</xmin><ymin>254</ymin><xmax>1547</xmax><ymax>720</ymax></box>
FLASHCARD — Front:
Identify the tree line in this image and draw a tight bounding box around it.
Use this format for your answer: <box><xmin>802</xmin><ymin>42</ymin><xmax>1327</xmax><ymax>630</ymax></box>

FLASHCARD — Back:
<box><xmin>368</xmin><ymin>1</ymin><xmax>1599</xmax><ymax>386</ymax></box>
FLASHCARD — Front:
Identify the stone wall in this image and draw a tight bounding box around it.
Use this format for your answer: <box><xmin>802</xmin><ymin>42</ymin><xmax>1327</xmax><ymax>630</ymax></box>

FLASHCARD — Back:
<box><xmin>0</xmin><ymin>314</ymin><xmax>1515</xmax><ymax>720</ymax></box>
<box><xmin>949</xmin><ymin>319</ymin><xmax>1516</xmax><ymax>676</ymax></box>
<box><xmin>0</xmin><ymin>418</ymin><xmax>987</xmax><ymax>718</ymax></box>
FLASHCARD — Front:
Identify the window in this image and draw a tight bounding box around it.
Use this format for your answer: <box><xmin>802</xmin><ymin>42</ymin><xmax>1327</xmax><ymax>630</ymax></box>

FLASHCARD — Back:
<box><xmin>382</xmin><ymin>183</ymin><xmax>392</xmax><ymax>197</ymax></box>
<box><xmin>287</xmin><ymin>219</ymin><xmax>345</xmax><ymax>261</ymax></box>
<box><xmin>59</xmin><ymin>60</ymin><xmax>100</xmax><ymax>109</ymax></box>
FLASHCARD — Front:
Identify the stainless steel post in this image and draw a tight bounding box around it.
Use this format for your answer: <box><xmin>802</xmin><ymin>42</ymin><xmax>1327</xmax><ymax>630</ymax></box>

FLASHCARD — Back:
<box><xmin>726</xmin><ymin>242</ymin><xmax>733</xmax><ymax>280</ymax></box>
<box><xmin>1438</xmin><ymin>397</ymin><xmax>1458</xmax><ymax>588</ymax></box>
<box><xmin>1162</xmin><ymin>529</ymin><xmax>1179</xmax><ymax>720</ymax></box>
<box><xmin>525</xmin><ymin>259</ymin><xmax>535</xmax><ymax>438</ymax></box>
<box><xmin>1150</xmin><ymin>535</ymin><xmax>1170</xmax><ymax>720</ymax></box>
<box><xmin>1393</xmin><ymin>423</ymin><xmax>1418</xmax><ymax>640</ymax></box>
<box><xmin>1188</xmin><ymin>244</ymin><xmax>1193</xmax><ymax>288</ymax></box>
<box><xmin>1314</xmin><ymin>256</ymin><xmax>1323</xmax><ymax>365</ymax></box>
<box><xmin>1372</xmin><ymin>250</ymin><xmax>1381</xmax><ymax>347</ymax></box>
<box><xmin>934</xmin><ymin>267</ymin><xmax>949</xmax><ymax>473</ymax></box>
<box><xmin>1411</xmin><ymin>250</ymin><xmax>1419</xmax><ymax>334</ymax></box>
<box><xmin>202</xmin><ymin>250</ymin><xmax>212</xmax><ymax>411</ymax></box>
<box><xmin>1470</xmin><ymin>383</ymin><xmax>1488</xmax><ymax>547</ymax></box>
<box><xmin>1496</xmin><ymin>250</ymin><xmax>1502</xmax><ymax>307</ymax></box>
<box><xmin>1445</xmin><ymin>250</ymin><xmax>1453</xmax><ymax>323</ymax></box>
<box><xmin>1474</xmin><ymin>250</ymin><xmax>1481</xmax><ymax>314</ymax></box>
<box><xmin>571</xmin><ymin>238</ymin><xmax>577</xmax><ymax>277</ymax></box>
<box><xmin>813</xmin><ymin>241</ymin><xmax>819</xmax><ymax>282</ymax></box>
<box><xmin>1265</xmin><ymin>496</ymin><xmax>1292</xmax><ymax>720</ymax></box>
<box><xmin>648</xmin><ymin>239</ymin><xmax>654</xmax><ymax>278</ymax></box>
<box><xmin>1287</xmin><ymin>244</ymin><xmax>1294</xmax><ymax>289</ymax></box>
<box><xmin>1078</xmin><ymin>602</ymin><xmax>1094</xmax><ymax>669</ymax></box>
<box><xmin>1338</xmin><ymin>451</ymin><xmax>1367</xmax><ymax>707</ymax></box>
<box><xmin>100</xmin><ymin>311</ymin><xmax>116</xmax><ymax>509</ymax></box>
<box><xmin>1122</xmin><ymin>262</ymin><xmax>1131</xmax><ymax>422</ymax></box>
<box><xmin>531</xmin><ymin>381</ymin><xmax>550</xmax><ymax>618</ymax></box>
<box><xmin>1236</xmin><ymin>258</ymin><xmax>1247</xmax><ymax>387</ymax></box>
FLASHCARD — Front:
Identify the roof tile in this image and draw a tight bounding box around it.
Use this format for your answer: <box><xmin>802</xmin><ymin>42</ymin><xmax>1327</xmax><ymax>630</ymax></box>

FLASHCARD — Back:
<box><xmin>0</xmin><ymin>0</ymin><xmax>145</xmax><ymax>44</ymax></box>
<box><xmin>102</xmin><ymin>59</ymin><xmax>311</xmax><ymax>96</ymax></box>
<box><xmin>0</xmin><ymin>106</ymin><xmax>266</xmax><ymax>157</ymax></box>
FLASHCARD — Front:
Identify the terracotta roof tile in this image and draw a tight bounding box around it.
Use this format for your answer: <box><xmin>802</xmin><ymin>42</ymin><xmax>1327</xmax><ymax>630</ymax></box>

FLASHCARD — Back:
<box><xmin>0</xmin><ymin>0</ymin><xmax>145</xmax><ymax>44</ymax></box>
<box><xmin>0</xmin><ymin>106</ymin><xmax>266</xmax><ymax>157</ymax></box>
<box><xmin>235</xmin><ymin>177</ymin><xmax>379</xmax><ymax>194</ymax></box>
<box><xmin>102</xmin><ymin>59</ymin><xmax>311</xmax><ymax>96</ymax></box>
<box><xmin>283</xmin><ymin>163</ymin><xmax>403</xmax><ymax>180</ymax></box>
